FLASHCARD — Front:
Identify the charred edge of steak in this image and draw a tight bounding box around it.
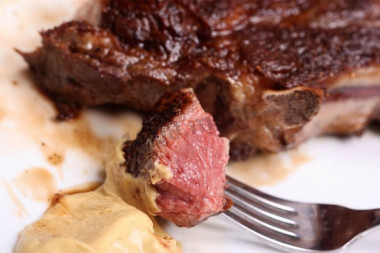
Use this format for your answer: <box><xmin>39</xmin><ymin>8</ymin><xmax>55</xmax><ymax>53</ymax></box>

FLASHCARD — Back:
<box><xmin>123</xmin><ymin>89</ymin><xmax>194</xmax><ymax>177</ymax></box>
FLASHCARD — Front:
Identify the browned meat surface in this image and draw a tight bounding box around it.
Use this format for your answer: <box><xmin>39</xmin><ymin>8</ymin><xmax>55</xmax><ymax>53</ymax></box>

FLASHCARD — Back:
<box><xmin>103</xmin><ymin>0</ymin><xmax>380</xmax><ymax>42</ymax></box>
<box><xmin>294</xmin><ymin>0</ymin><xmax>380</xmax><ymax>29</ymax></box>
<box><xmin>20</xmin><ymin>21</ymin><xmax>180</xmax><ymax>119</ymax></box>
<box><xmin>122</xmin><ymin>89</ymin><xmax>230</xmax><ymax>227</ymax></box>
<box><xmin>101</xmin><ymin>0</ymin><xmax>380</xmax><ymax>62</ymax></box>
<box><xmin>102</xmin><ymin>0</ymin><xmax>317</xmax><ymax>42</ymax></box>
<box><xmin>21</xmin><ymin>0</ymin><xmax>380</xmax><ymax>159</ymax></box>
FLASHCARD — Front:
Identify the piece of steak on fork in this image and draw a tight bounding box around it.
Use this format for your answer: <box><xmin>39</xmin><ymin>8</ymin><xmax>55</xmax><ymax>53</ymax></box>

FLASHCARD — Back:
<box><xmin>120</xmin><ymin>89</ymin><xmax>230</xmax><ymax>227</ymax></box>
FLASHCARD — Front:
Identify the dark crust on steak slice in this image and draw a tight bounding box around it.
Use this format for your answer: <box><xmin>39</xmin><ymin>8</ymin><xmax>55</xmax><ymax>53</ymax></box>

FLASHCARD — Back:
<box><xmin>123</xmin><ymin>90</ymin><xmax>193</xmax><ymax>177</ymax></box>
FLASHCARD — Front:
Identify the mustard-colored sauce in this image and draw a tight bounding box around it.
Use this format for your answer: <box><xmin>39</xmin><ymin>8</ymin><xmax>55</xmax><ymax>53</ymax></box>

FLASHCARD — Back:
<box><xmin>14</xmin><ymin>142</ymin><xmax>180</xmax><ymax>253</ymax></box>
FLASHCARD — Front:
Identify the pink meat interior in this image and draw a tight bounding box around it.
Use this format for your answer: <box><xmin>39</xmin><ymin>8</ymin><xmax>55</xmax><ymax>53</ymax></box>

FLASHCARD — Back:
<box><xmin>154</xmin><ymin>101</ymin><xmax>229</xmax><ymax>227</ymax></box>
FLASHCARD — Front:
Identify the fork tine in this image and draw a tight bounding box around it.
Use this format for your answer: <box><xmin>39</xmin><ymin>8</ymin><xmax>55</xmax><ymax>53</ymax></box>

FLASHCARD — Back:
<box><xmin>226</xmin><ymin>189</ymin><xmax>298</xmax><ymax>230</ymax></box>
<box><xmin>226</xmin><ymin>186</ymin><xmax>298</xmax><ymax>221</ymax></box>
<box><xmin>224</xmin><ymin>207</ymin><xmax>300</xmax><ymax>240</ymax></box>
<box><xmin>227</xmin><ymin>175</ymin><xmax>297</xmax><ymax>214</ymax></box>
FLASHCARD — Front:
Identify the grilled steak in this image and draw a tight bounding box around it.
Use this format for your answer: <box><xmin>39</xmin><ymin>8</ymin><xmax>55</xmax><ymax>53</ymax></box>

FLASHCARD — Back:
<box><xmin>103</xmin><ymin>0</ymin><xmax>380</xmax><ymax>42</ymax></box>
<box><xmin>21</xmin><ymin>0</ymin><xmax>380</xmax><ymax>160</ymax></box>
<box><xmin>121</xmin><ymin>89</ymin><xmax>230</xmax><ymax>227</ymax></box>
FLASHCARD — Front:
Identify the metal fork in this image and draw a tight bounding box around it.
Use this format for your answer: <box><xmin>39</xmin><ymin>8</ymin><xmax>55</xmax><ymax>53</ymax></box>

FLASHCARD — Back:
<box><xmin>223</xmin><ymin>175</ymin><xmax>380</xmax><ymax>252</ymax></box>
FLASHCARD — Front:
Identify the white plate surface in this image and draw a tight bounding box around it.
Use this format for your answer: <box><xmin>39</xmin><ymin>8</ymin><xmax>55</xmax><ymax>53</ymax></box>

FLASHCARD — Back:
<box><xmin>1</xmin><ymin>1</ymin><xmax>379</xmax><ymax>252</ymax></box>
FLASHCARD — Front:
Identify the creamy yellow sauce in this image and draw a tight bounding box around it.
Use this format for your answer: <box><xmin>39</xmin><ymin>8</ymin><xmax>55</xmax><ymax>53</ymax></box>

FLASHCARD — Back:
<box><xmin>105</xmin><ymin>141</ymin><xmax>173</xmax><ymax>216</ymax></box>
<box><xmin>14</xmin><ymin>143</ymin><xmax>181</xmax><ymax>253</ymax></box>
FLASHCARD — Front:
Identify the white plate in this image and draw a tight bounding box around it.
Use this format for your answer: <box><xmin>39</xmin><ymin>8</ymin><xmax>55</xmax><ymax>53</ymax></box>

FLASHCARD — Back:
<box><xmin>1</xmin><ymin>1</ymin><xmax>379</xmax><ymax>252</ymax></box>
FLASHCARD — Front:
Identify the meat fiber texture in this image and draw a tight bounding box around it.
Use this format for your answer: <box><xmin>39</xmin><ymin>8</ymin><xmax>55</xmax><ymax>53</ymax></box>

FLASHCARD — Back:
<box><xmin>21</xmin><ymin>0</ymin><xmax>380</xmax><ymax>160</ymax></box>
<box><xmin>122</xmin><ymin>89</ymin><xmax>231</xmax><ymax>227</ymax></box>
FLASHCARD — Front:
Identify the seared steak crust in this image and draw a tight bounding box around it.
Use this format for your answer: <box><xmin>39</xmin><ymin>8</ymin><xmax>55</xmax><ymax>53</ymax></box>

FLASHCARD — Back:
<box><xmin>103</xmin><ymin>0</ymin><xmax>380</xmax><ymax>42</ymax></box>
<box><xmin>123</xmin><ymin>90</ymin><xmax>193</xmax><ymax>177</ymax></box>
<box><xmin>21</xmin><ymin>0</ymin><xmax>380</xmax><ymax>159</ymax></box>
<box><xmin>234</xmin><ymin>25</ymin><xmax>380</xmax><ymax>89</ymax></box>
<box><xmin>296</xmin><ymin>0</ymin><xmax>380</xmax><ymax>29</ymax></box>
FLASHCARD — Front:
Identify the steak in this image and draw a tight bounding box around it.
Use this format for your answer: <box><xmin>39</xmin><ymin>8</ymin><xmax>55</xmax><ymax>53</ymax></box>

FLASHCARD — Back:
<box><xmin>21</xmin><ymin>0</ymin><xmax>380</xmax><ymax>160</ymax></box>
<box><xmin>121</xmin><ymin>88</ymin><xmax>230</xmax><ymax>227</ymax></box>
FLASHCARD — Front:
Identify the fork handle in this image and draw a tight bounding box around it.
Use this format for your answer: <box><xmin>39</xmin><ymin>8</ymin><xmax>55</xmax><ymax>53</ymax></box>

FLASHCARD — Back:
<box><xmin>373</xmin><ymin>209</ymin><xmax>380</xmax><ymax>227</ymax></box>
<box><xmin>348</xmin><ymin>209</ymin><xmax>380</xmax><ymax>240</ymax></box>
<box><xmin>362</xmin><ymin>208</ymin><xmax>380</xmax><ymax>231</ymax></box>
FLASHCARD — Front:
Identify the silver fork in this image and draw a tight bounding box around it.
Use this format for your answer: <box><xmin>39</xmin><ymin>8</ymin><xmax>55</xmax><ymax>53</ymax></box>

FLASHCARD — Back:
<box><xmin>224</xmin><ymin>175</ymin><xmax>380</xmax><ymax>252</ymax></box>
